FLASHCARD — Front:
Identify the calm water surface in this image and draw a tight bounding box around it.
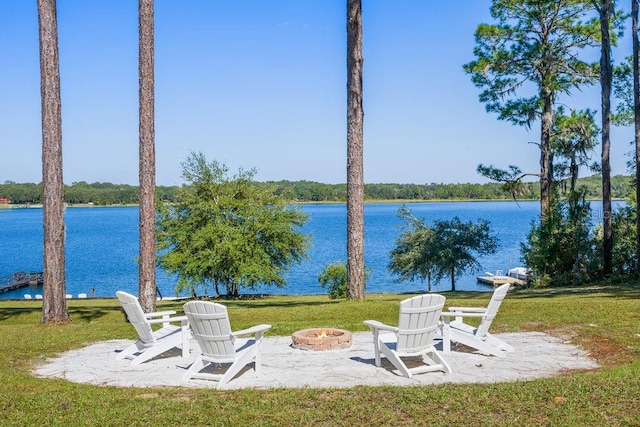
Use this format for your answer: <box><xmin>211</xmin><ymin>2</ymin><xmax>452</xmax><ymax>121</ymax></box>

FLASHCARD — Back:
<box><xmin>0</xmin><ymin>201</ymin><xmax>590</xmax><ymax>298</ymax></box>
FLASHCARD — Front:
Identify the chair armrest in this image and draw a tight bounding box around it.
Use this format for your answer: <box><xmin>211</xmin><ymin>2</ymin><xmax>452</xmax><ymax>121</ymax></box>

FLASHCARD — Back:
<box><xmin>233</xmin><ymin>324</ymin><xmax>272</xmax><ymax>337</ymax></box>
<box><xmin>144</xmin><ymin>310</ymin><xmax>182</xmax><ymax>329</ymax></box>
<box><xmin>147</xmin><ymin>315</ymin><xmax>189</xmax><ymax>326</ymax></box>
<box><xmin>441</xmin><ymin>311</ymin><xmax>486</xmax><ymax>320</ymax></box>
<box><xmin>144</xmin><ymin>315</ymin><xmax>190</xmax><ymax>357</ymax></box>
<box><xmin>144</xmin><ymin>310</ymin><xmax>177</xmax><ymax>319</ymax></box>
<box><xmin>363</xmin><ymin>320</ymin><xmax>399</xmax><ymax>333</ymax></box>
<box><xmin>447</xmin><ymin>307</ymin><xmax>486</xmax><ymax>313</ymax></box>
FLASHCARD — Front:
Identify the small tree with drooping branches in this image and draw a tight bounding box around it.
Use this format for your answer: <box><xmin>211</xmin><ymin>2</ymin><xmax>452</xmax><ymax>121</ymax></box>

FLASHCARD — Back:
<box><xmin>389</xmin><ymin>206</ymin><xmax>499</xmax><ymax>291</ymax></box>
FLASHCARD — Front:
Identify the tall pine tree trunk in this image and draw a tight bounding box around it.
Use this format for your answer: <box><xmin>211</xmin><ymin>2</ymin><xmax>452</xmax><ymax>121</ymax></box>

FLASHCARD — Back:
<box><xmin>599</xmin><ymin>0</ymin><xmax>613</xmax><ymax>275</ymax></box>
<box><xmin>38</xmin><ymin>0</ymin><xmax>69</xmax><ymax>323</ymax></box>
<box><xmin>138</xmin><ymin>0</ymin><xmax>156</xmax><ymax>312</ymax></box>
<box><xmin>633</xmin><ymin>0</ymin><xmax>640</xmax><ymax>276</ymax></box>
<box><xmin>346</xmin><ymin>0</ymin><xmax>365</xmax><ymax>300</ymax></box>
<box><xmin>540</xmin><ymin>91</ymin><xmax>555</xmax><ymax>222</ymax></box>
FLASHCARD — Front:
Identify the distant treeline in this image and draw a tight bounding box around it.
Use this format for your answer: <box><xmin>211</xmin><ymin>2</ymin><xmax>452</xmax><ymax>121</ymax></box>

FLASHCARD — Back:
<box><xmin>0</xmin><ymin>175</ymin><xmax>633</xmax><ymax>205</ymax></box>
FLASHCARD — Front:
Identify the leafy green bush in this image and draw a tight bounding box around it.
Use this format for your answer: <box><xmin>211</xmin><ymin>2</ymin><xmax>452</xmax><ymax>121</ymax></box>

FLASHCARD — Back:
<box><xmin>317</xmin><ymin>261</ymin><xmax>368</xmax><ymax>299</ymax></box>
<box><xmin>522</xmin><ymin>196</ymin><xmax>599</xmax><ymax>286</ymax></box>
<box><xmin>611</xmin><ymin>201</ymin><xmax>638</xmax><ymax>275</ymax></box>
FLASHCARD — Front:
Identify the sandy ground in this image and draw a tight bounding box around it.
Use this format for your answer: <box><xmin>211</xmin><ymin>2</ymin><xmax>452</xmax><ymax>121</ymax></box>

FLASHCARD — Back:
<box><xmin>34</xmin><ymin>331</ymin><xmax>599</xmax><ymax>390</ymax></box>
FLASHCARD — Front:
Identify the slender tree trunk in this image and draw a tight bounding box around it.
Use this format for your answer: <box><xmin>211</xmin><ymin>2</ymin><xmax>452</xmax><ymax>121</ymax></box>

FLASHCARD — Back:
<box><xmin>346</xmin><ymin>0</ymin><xmax>365</xmax><ymax>300</ymax></box>
<box><xmin>138</xmin><ymin>0</ymin><xmax>156</xmax><ymax>312</ymax></box>
<box><xmin>450</xmin><ymin>267</ymin><xmax>456</xmax><ymax>292</ymax></box>
<box><xmin>539</xmin><ymin>92</ymin><xmax>555</xmax><ymax>222</ymax></box>
<box><xmin>600</xmin><ymin>0</ymin><xmax>614</xmax><ymax>275</ymax></box>
<box><xmin>570</xmin><ymin>155</ymin><xmax>578</xmax><ymax>194</ymax></box>
<box><xmin>38</xmin><ymin>0</ymin><xmax>69</xmax><ymax>323</ymax></box>
<box><xmin>633</xmin><ymin>0</ymin><xmax>640</xmax><ymax>276</ymax></box>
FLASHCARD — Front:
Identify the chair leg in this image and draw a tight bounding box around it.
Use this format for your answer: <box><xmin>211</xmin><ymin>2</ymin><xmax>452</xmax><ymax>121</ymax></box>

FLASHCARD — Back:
<box><xmin>115</xmin><ymin>342</ymin><xmax>140</xmax><ymax>361</ymax></box>
<box><xmin>130</xmin><ymin>338</ymin><xmax>178</xmax><ymax>366</ymax></box>
<box><xmin>485</xmin><ymin>334</ymin><xmax>514</xmax><ymax>352</ymax></box>
<box><xmin>181</xmin><ymin>323</ymin><xmax>190</xmax><ymax>358</ymax></box>
<box><xmin>449</xmin><ymin>329</ymin><xmax>507</xmax><ymax>357</ymax></box>
<box><xmin>441</xmin><ymin>321</ymin><xmax>452</xmax><ymax>352</ymax></box>
<box><xmin>183</xmin><ymin>356</ymin><xmax>206</xmax><ymax>381</ymax></box>
<box><xmin>379</xmin><ymin>342</ymin><xmax>411</xmax><ymax>378</ymax></box>
<box><xmin>371</xmin><ymin>331</ymin><xmax>382</xmax><ymax>367</ymax></box>
<box><xmin>219</xmin><ymin>347</ymin><xmax>256</xmax><ymax>385</ymax></box>
<box><xmin>254</xmin><ymin>340</ymin><xmax>263</xmax><ymax>373</ymax></box>
<box><xmin>423</xmin><ymin>350</ymin><xmax>452</xmax><ymax>373</ymax></box>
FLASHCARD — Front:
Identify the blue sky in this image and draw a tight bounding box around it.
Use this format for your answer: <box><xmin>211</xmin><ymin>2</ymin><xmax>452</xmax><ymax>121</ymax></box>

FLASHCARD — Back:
<box><xmin>0</xmin><ymin>1</ymin><xmax>635</xmax><ymax>186</ymax></box>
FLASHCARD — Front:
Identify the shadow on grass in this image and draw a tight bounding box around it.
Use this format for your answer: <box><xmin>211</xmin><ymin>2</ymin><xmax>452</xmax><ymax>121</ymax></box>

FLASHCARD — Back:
<box><xmin>205</xmin><ymin>299</ymin><xmax>344</xmax><ymax>309</ymax></box>
<box><xmin>70</xmin><ymin>306</ymin><xmax>125</xmax><ymax>323</ymax></box>
<box><xmin>0</xmin><ymin>305</ymin><xmax>43</xmax><ymax>322</ymax></box>
<box><xmin>0</xmin><ymin>303</ymin><xmax>124</xmax><ymax>323</ymax></box>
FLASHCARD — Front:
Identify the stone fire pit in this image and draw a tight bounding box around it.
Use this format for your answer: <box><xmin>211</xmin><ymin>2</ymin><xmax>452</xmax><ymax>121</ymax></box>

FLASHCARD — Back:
<box><xmin>291</xmin><ymin>328</ymin><xmax>353</xmax><ymax>351</ymax></box>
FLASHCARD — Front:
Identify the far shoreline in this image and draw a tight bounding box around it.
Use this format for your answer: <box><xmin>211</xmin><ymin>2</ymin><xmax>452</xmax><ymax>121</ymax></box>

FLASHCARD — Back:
<box><xmin>2</xmin><ymin>199</ymin><xmax>542</xmax><ymax>209</ymax></box>
<box><xmin>1</xmin><ymin>198</ymin><xmax>626</xmax><ymax>212</ymax></box>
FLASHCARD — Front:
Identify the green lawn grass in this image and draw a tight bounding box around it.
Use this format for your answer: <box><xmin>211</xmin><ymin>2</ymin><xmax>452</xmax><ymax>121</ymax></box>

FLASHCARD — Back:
<box><xmin>1</xmin><ymin>286</ymin><xmax>639</xmax><ymax>426</ymax></box>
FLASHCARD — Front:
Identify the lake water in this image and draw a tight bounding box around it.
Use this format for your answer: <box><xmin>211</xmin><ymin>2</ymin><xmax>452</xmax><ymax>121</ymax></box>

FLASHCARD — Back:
<box><xmin>0</xmin><ymin>200</ymin><xmax>611</xmax><ymax>299</ymax></box>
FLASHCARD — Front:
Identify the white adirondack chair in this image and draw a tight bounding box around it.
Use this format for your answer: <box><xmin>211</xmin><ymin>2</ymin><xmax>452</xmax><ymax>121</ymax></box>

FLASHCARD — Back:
<box><xmin>115</xmin><ymin>291</ymin><xmax>190</xmax><ymax>365</ymax></box>
<box><xmin>440</xmin><ymin>283</ymin><xmax>514</xmax><ymax>357</ymax></box>
<box><xmin>182</xmin><ymin>300</ymin><xmax>272</xmax><ymax>385</ymax></box>
<box><xmin>363</xmin><ymin>294</ymin><xmax>451</xmax><ymax>378</ymax></box>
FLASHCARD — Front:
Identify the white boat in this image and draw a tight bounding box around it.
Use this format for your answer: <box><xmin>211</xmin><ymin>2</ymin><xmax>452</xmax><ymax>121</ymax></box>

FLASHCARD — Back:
<box><xmin>507</xmin><ymin>267</ymin><xmax>529</xmax><ymax>281</ymax></box>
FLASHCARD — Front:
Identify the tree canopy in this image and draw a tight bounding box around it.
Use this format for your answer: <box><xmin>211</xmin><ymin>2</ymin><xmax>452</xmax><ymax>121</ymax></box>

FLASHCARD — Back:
<box><xmin>156</xmin><ymin>152</ymin><xmax>310</xmax><ymax>297</ymax></box>
<box><xmin>389</xmin><ymin>205</ymin><xmax>499</xmax><ymax>291</ymax></box>
<box><xmin>388</xmin><ymin>206</ymin><xmax>439</xmax><ymax>292</ymax></box>
<box><xmin>464</xmin><ymin>0</ymin><xmax>599</xmax><ymax>219</ymax></box>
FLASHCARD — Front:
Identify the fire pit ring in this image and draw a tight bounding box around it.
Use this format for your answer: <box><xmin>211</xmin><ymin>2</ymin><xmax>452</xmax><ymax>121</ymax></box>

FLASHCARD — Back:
<box><xmin>291</xmin><ymin>328</ymin><xmax>353</xmax><ymax>351</ymax></box>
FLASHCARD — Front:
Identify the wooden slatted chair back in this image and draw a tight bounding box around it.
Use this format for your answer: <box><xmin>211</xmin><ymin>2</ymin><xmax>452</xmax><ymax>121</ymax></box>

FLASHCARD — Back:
<box><xmin>116</xmin><ymin>291</ymin><xmax>156</xmax><ymax>345</ymax></box>
<box><xmin>183</xmin><ymin>301</ymin><xmax>236</xmax><ymax>358</ymax></box>
<box><xmin>475</xmin><ymin>283</ymin><xmax>510</xmax><ymax>339</ymax></box>
<box><xmin>396</xmin><ymin>294</ymin><xmax>445</xmax><ymax>354</ymax></box>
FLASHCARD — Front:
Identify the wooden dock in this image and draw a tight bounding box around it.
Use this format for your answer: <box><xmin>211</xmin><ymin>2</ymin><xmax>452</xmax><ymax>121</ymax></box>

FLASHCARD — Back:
<box><xmin>0</xmin><ymin>271</ymin><xmax>44</xmax><ymax>293</ymax></box>
<box><xmin>476</xmin><ymin>275</ymin><xmax>525</xmax><ymax>287</ymax></box>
